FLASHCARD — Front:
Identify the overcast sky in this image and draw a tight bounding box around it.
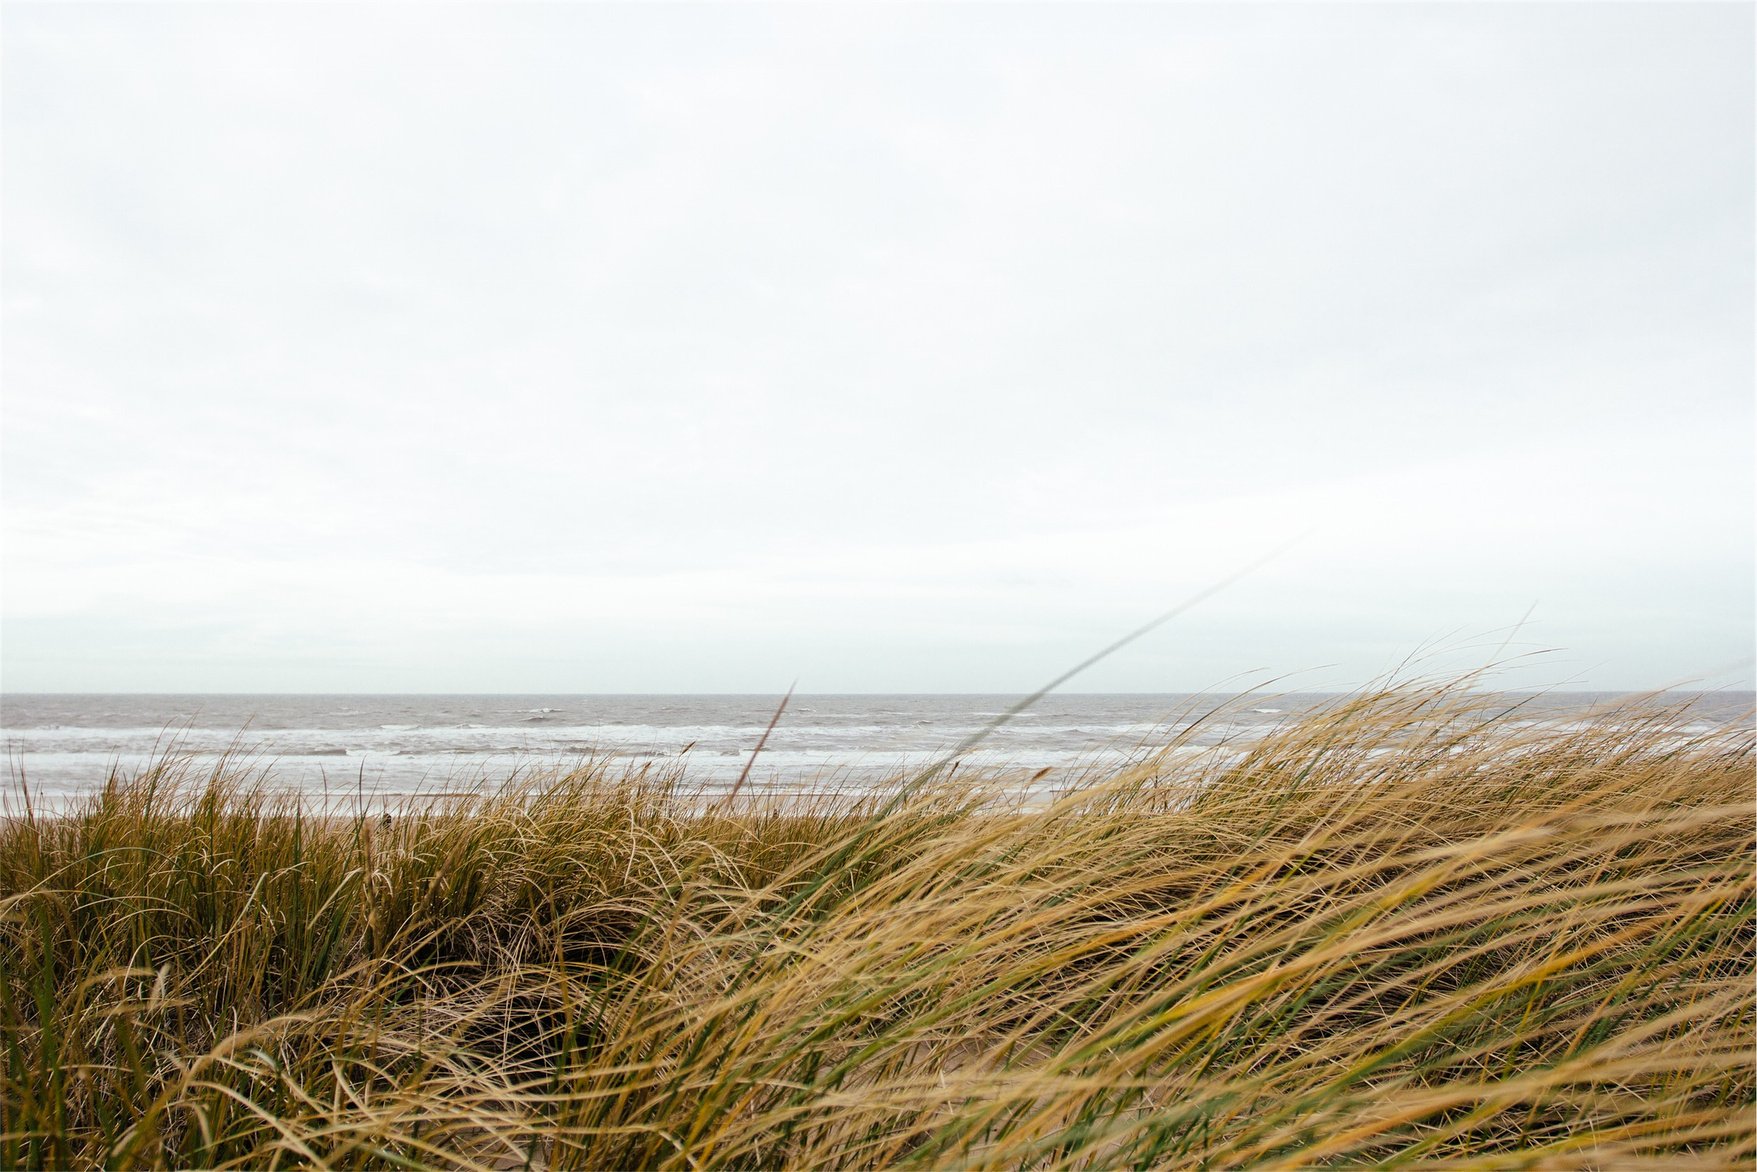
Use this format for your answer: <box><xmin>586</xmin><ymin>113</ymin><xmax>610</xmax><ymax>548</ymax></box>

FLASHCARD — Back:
<box><xmin>2</xmin><ymin>3</ymin><xmax>1752</xmax><ymax>694</ymax></box>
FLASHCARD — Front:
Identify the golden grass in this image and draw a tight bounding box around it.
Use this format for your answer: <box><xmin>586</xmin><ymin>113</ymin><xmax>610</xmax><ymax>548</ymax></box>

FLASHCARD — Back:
<box><xmin>2</xmin><ymin>685</ymin><xmax>1751</xmax><ymax>1169</ymax></box>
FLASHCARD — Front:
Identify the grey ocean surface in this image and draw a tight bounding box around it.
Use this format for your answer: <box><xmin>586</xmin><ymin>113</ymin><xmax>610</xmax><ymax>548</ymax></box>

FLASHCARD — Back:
<box><xmin>4</xmin><ymin>692</ymin><xmax>1751</xmax><ymax>812</ymax></box>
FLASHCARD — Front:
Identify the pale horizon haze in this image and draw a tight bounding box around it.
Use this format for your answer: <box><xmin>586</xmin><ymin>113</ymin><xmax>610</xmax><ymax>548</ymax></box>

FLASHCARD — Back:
<box><xmin>2</xmin><ymin>3</ymin><xmax>1753</xmax><ymax>695</ymax></box>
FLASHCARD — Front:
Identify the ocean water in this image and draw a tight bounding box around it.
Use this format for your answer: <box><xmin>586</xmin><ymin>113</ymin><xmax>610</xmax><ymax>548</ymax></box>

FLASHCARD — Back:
<box><xmin>2</xmin><ymin>692</ymin><xmax>1749</xmax><ymax>812</ymax></box>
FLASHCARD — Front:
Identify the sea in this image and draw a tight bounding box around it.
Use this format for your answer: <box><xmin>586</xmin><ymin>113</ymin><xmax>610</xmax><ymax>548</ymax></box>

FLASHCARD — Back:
<box><xmin>2</xmin><ymin>692</ymin><xmax>1750</xmax><ymax>813</ymax></box>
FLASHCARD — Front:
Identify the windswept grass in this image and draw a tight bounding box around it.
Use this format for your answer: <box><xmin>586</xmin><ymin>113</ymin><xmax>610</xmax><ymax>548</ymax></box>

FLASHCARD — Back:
<box><xmin>2</xmin><ymin>685</ymin><xmax>1751</xmax><ymax>1168</ymax></box>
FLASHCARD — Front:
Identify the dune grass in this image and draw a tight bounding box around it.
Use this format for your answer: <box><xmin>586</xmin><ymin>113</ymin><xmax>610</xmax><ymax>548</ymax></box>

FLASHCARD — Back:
<box><xmin>1</xmin><ymin>685</ymin><xmax>1751</xmax><ymax>1169</ymax></box>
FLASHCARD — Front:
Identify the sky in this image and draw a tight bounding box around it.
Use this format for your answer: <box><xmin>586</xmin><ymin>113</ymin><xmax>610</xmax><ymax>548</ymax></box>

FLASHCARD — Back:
<box><xmin>2</xmin><ymin>3</ymin><xmax>1752</xmax><ymax>695</ymax></box>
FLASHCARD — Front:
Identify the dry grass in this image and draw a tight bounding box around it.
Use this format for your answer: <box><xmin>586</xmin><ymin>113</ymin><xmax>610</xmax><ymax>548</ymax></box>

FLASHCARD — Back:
<box><xmin>2</xmin><ymin>684</ymin><xmax>1751</xmax><ymax>1168</ymax></box>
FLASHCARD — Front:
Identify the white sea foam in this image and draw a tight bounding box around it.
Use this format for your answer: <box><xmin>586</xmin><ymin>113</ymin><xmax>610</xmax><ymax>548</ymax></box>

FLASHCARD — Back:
<box><xmin>3</xmin><ymin>691</ymin><xmax>1747</xmax><ymax>812</ymax></box>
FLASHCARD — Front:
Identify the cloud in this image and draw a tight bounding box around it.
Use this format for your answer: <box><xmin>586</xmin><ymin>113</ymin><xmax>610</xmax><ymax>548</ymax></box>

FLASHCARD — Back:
<box><xmin>2</xmin><ymin>3</ymin><xmax>1750</xmax><ymax>691</ymax></box>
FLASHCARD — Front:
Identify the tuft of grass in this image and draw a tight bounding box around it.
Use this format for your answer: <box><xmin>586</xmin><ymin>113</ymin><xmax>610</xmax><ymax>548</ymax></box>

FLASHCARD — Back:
<box><xmin>2</xmin><ymin>685</ymin><xmax>1751</xmax><ymax>1168</ymax></box>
